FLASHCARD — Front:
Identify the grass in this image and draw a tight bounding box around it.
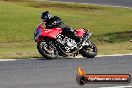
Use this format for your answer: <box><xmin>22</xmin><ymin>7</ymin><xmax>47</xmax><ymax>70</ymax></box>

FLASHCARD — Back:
<box><xmin>0</xmin><ymin>1</ymin><xmax>132</xmax><ymax>59</ymax></box>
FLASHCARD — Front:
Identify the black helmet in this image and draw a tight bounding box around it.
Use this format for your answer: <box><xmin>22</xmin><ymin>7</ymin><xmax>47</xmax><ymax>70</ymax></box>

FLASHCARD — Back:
<box><xmin>41</xmin><ymin>11</ymin><xmax>52</xmax><ymax>22</ymax></box>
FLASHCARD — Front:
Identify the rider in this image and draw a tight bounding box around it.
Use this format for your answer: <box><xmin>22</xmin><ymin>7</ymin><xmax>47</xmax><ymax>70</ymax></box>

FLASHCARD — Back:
<box><xmin>41</xmin><ymin>11</ymin><xmax>80</xmax><ymax>43</ymax></box>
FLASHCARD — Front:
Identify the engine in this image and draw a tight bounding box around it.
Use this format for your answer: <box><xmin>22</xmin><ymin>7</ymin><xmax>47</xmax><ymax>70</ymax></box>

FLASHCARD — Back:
<box><xmin>56</xmin><ymin>34</ymin><xmax>77</xmax><ymax>53</ymax></box>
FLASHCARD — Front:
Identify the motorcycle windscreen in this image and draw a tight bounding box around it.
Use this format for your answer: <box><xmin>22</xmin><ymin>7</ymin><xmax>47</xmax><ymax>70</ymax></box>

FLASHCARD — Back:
<box><xmin>34</xmin><ymin>24</ymin><xmax>44</xmax><ymax>41</ymax></box>
<box><xmin>34</xmin><ymin>29</ymin><xmax>42</xmax><ymax>41</ymax></box>
<box><xmin>47</xmin><ymin>28</ymin><xmax>62</xmax><ymax>39</ymax></box>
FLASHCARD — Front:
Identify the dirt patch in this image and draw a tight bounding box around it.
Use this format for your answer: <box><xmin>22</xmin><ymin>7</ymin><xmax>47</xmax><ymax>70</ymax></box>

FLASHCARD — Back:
<box><xmin>98</xmin><ymin>31</ymin><xmax>132</xmax><ymax>43</ymax></box>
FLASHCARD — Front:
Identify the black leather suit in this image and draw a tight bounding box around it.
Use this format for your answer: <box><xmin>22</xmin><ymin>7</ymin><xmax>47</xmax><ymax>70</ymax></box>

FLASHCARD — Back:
<box><xmin>45</xmin><ymin>16</ymin><xmax>80</xmax><ymax>42</ymax></box>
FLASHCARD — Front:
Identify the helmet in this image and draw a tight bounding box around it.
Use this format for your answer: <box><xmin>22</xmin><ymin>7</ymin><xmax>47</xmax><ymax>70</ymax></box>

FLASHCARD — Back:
<box><xmin>41</xmin><ymin>11</ymin><xmax>52</xmax><ymax>22</ymax></box>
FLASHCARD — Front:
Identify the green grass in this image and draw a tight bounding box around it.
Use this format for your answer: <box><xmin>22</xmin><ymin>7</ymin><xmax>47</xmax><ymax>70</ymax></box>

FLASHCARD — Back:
<box><xmin>0</xmin><ymin>1</ymin><xmax>132</xmax><ymax>59</ymax></box>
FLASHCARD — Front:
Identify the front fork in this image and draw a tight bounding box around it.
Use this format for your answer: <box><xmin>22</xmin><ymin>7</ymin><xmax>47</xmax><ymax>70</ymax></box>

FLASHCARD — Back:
<box><xmin>79</xmin><ymin>32</ymin><xmax>92</xmax><ymax>48</ymax></box>
<box><xmin>82</xmin><ymin>40</ymin><xmax>92</xmax><ymax>47</ymax></box>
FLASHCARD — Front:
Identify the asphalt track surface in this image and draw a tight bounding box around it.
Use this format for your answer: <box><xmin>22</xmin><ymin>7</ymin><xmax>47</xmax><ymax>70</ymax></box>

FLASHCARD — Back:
<box><xmin>0</xmin><ymin>55</ymin><xmax>132</xmax><ymax>88</ymax></box>
<box><xmin>49</xmin><ymin>0</ymin><xmax>132</xmax><ymax>7</ymax></box>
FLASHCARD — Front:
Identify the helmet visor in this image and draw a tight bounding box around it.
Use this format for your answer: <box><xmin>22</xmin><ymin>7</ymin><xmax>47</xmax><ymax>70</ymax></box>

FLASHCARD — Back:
<box><xmin>41</xmin><ymin>15</ymin><xmax>48</xmax><ymax>22</ymax></box>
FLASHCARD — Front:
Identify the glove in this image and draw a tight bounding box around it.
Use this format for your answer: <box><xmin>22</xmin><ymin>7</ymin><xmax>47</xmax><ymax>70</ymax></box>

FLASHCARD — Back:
<box><xmin>69</xmin><ymin>27</ymin><xmax>75</xmax><ymax>33</ymax></box>
<box><xmin>52</xmin><ymin>21</ymin><xmax>57</xmax><ymax>25</ymax></box>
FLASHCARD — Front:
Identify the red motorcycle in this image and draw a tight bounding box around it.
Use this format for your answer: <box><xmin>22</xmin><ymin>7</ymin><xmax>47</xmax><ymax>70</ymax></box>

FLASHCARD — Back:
<box><xmin>34</xmin><ymin>23</ymin><xmax>97</xmax><ymax>59</ymax></box>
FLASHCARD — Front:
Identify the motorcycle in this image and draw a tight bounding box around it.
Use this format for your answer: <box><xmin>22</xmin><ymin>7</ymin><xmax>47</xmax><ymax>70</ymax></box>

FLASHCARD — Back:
<box><xmin>34</xmin><ymin>22</ymin><xmax>97</xmax><ymax>59</ymax></box>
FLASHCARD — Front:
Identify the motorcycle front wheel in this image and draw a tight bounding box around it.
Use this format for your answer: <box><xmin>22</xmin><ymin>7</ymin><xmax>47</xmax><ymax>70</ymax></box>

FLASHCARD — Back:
<box><xmin>79</xmin><ymin>41</ymin><xmax>98</xmax><ymax>58</ymax></box>
<box><xmin>37</xmin><ymin>41</ymin><xmax>58</xmax><ymax>59</ymax></box>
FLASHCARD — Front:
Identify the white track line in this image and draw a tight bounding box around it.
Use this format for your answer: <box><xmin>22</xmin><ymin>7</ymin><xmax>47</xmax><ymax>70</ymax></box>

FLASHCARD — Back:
<box><xmin>80</xmin><ymin>3</ymin><xmax>132</xmax><ymax>9</ymax></box>
<box><xmin>48</xmin><ymin>1</ymin><xmax>132</xmax><ymax>9</ymax></box>
<box><xmin>97</xmin><ymin>53</ymin><xmax>132</xmax><ymax>57</ymax></box>
<box><xmin>75</xmin><ymin>53</ymin><xmax>132</xmax><ymax>58</ymax></box>
<box><xmin>0</xmin><ymin>59</ymin><xmax>17</xmax><ymax>61</ymax></box>
<box><xmin>100</xmin><ymin>85</ymin><xmax>132</xmax><ymax>88</ymax></box>
<box><xmin>0</xmin><ymin>54</ymin><xmax>131</xmax><ymax>61</ymax></box>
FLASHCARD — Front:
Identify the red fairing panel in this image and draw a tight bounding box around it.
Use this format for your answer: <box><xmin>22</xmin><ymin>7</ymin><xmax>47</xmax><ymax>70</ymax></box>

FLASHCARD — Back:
<box><xmin>37</xmin><ymin>24</ymin><xmax>62</xmax><ymax>39</ymax></box>
<box><xmin>36</xmin><ymin>24</ymin><xmax>44</xmax><ymax>32</ymax></box>
<box><xmin>76</xmin><ymin>28</ymin><xmax>86</xmax><ymax>37</ymax></box>
<box><xmin>45</xmin><ymin>28</ymin><xmax>62</xmax><ymax>39</ymax></box>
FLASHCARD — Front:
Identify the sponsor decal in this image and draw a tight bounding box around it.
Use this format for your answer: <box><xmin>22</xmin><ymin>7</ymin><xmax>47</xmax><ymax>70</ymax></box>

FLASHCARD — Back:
<box><xmin>76</xmin><ymin>67</ymin><xmax>131</xmax><ymax>85</ymax></box>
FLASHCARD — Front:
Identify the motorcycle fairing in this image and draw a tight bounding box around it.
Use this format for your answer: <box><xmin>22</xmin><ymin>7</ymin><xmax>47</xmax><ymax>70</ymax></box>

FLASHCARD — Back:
<box><xmin>76</xmin><ymin>28</ymin><xmax>85</xmax><ymax>38</ymax></box>
<box><xmin>34</xmin><ymin>24</ymin><xmax>62</xmax><ymax>42</ymax></box>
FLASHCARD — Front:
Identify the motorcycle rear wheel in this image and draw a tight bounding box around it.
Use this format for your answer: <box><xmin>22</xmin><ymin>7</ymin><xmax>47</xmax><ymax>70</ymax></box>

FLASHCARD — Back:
<box><xmin>37</xmin><ymin>41</ymin><xmax>58</xmax><ymax>59</ymax></box>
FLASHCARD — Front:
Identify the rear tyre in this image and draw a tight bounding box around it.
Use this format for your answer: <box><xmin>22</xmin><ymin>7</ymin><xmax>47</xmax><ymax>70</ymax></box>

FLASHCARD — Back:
<box><xmin>80</xmin><ymin>41</ymin><xmax>97</xmax><ymax>58</ymax></box>
<box><xmin>37</xmin><ymin>41</ymin><xmax>58</xmax><ymax>59</ymax></box>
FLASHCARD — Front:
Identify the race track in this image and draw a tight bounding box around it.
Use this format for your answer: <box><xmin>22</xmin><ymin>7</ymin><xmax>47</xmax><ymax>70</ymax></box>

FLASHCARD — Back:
<box><xmin>0</xmin><ymin>55</ymin><xmax>132</xmax><ymax>88</ymax></box>
<box><xmin>49</xmin><ymin>0</ymin><xmax>132</xmax><ymax>7</ymax></box>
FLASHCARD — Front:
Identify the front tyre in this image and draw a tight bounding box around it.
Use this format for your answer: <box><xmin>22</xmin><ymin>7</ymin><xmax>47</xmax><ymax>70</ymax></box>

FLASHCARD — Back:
<box><xmin>80</xmin><ymin>41</ymin><xmax>97</xmax><ymax>58</ymax></box>
<box><xmin>37</xmin><ymin>41</ymin><xmax>58</xmax><ymax>59</ymax></box>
